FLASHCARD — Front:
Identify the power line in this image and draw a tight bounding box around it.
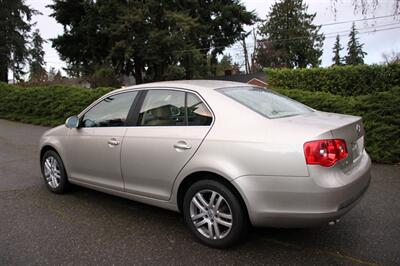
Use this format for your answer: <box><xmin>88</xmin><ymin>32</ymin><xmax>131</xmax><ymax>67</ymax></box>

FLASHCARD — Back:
<box><xmin>259</xmin><ymin>14</ymin><xmax>397</xmax><ymax>27</ymax></box>
<box><xmin>174</xmin><ymin>23</ymin><xmax>400</xmax><ymax>54</ymax></box>
<box><xmin>319</xmin><ymin>14</ymin><xmax>398</xmax><ymax>27</ymax></box>
<box><xmin>173</xmin><ymin>16</ymin><xmax>399</xmax><ymax>54</ymax></box>
<box><xmin>170</xmin><ymin>14</ymin><xmax>398</xmax><ymax>49</ymax></box>
<box><xmin>323</xmin><ymin>21</ymin><xmax>400</xmax><ymax>36</ymax></box>
<box><xmin>241</xmin><ymin>25</ymin><xmax>400</xmax><ymax>48</ymax></box>
<box><xmin>261</xmin><ymin>25</ymin><xmax>400</xmax><ymax>45</ymax></box>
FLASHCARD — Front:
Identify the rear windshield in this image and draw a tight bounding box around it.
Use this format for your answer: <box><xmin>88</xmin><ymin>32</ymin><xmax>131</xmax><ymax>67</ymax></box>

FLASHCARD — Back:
<box><xmin>219</xmin><ymin>86</ymin><xmax>312</xmax><ymax>119</ymax></box>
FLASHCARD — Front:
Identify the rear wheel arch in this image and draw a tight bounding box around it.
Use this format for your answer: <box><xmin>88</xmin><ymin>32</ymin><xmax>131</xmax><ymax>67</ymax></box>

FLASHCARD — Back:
<box><xmin>177</xmin><ymin>171</ymin><xmax>249</xmax><ymax>220</ymax></box>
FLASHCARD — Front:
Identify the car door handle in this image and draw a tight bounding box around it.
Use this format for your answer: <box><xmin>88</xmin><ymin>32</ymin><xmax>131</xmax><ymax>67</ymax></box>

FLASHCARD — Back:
<box><xmin>173</xmin><ymin>141</ymin><xmax>191</xmax><ymax>150</ymax></box>
<box><xmin>108</xmin><ymin>138</ymin><xmax>120</xmax><ymax>146</ymax></box>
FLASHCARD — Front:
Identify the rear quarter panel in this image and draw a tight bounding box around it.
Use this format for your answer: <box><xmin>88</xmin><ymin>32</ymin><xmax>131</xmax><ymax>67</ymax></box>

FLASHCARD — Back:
<box><xmin>171</xmin><ymin>90</ymin><xmax>318</xmax><ymax>203</ymax></box>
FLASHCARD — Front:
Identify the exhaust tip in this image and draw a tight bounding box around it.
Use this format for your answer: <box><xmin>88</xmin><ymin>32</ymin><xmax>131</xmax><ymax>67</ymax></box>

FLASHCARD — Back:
<box><xmin>328</xmin><ymin>219</ymin><xmax>341</xmax><ymax>226</ymax></box>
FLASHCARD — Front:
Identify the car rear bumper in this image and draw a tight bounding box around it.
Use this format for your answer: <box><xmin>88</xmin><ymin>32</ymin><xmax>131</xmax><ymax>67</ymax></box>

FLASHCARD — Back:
<box><xmin>231</xmin><ymin>150</ymin><xmax>371</xmax><ymax>227</ymax></box>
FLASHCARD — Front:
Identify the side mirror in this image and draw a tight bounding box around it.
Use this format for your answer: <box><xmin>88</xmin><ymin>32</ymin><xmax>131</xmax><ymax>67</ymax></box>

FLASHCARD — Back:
<box><xmin>65</xmin><ymin>116</ymin><xmax>80</xmax><ymax>129</ymax></box>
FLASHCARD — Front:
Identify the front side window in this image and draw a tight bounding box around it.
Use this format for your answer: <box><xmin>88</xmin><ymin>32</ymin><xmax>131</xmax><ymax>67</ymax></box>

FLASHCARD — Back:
<box><xmin>81</xmin><ymin>91</ymin><xmax>138</xmax><ymax>127</ymax></box>
<box><xmin>139</xmin><ymin>90</ymin><xmax>186</xmax><ymax>126</ymax></box>
<box><xmin>219</xmin><ymin>87</ymin><xmax>312</xmax><ymax>119</ymax></box>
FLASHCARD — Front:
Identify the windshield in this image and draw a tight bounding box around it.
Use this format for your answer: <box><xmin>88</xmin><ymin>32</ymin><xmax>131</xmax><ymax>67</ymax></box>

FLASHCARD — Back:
<box><xmin>219</xmin><ymin>86</ymin><xmax>312</xmax><ymax>119</ymax></box>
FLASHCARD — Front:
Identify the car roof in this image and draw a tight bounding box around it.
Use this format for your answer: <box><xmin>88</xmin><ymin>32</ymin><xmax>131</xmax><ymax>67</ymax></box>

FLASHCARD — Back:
<box><xmin>115</xmin><ymin>80</ymin><xmax>253</xmax><ymax>94</ymax></box>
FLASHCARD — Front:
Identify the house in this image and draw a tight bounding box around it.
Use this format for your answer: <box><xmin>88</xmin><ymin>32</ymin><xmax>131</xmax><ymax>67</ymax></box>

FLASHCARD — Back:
<box><xmin>208</xmin><ymin>72</ymin><xmax>268</xmax><ymax>87</ymax></box>
<box><xmin>247</xmin><ymin>77</ymin><xmax>268</xmax><ymax>87</ymax></box>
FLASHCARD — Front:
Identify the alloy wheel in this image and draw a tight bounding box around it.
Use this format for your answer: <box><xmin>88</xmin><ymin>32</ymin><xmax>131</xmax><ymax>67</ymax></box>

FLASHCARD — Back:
<box><xmin>43</xmin><ymin>156</ymin><xmax>61</xmax><ymax>189</ymax></box>
<box><xmin>189</xmin><ymin>189</ymin><xmax>233</xmax><ymax>240</ymax></box>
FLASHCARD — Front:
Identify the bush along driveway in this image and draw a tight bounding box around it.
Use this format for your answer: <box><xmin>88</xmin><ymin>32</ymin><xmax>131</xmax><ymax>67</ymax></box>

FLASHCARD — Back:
<box><xmin>0</xmin><ymin>81</ymin><xmax>399</xmax><ymax>164</ymax></box>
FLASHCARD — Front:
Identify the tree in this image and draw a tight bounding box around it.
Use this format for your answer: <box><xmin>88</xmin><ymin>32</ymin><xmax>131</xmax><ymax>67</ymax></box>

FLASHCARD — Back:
<box><xmin>182</xmin><ymin>1</ymin><xmax>257</xmax><ymax>77</ymax></box>
<box><xmin>256</xmin><ymin>40</ymin><xmax>287</xmax><ymax>68</ymax></box>
<box><xmin>216</xmin><ymin>54</ymin><xmax>233</xmax><ymax>76</ymax></box>
<box><xmin>28</xmin><ymin>29</ymin><xmax>47</xmax><ymax>82</ymax></box>
<box><xmin>345</xmin><ymin>23</ymin><xmax>367</xmax><ymax>65</ymax></box>
<box><xmin>331</xmin><ymin>0</ymin><xmax>400</xmax><ymax>16</ymax></box>
<box><xmin>240</xmin><ymin>31</ymin><xmax>251</xmax><ymax>74</ymax></box>
<box><xmin>231</xmin><ymin>62</ymin><xmax>242</xmax><ymax>74</ymax></box>
<box><xmin>0</xmin><ymin>0</ymin><xmax>38</xmax><ymax>82</ymax></box>
<box><xmin>332</xmin><ymin>35</ymin><xmax>343</xmax><ymax>66</ymax></box>
<box><xmin>47</xmin><ymin>67</ymin><xmax>56</xmax><ymax>81</ymax></box>
<box><xmin>90</xmin><ymin>66</ymin><xmax>120</xmax><ymax>88</ymax></box>
<box><xmin>49</xmin><ymin>0</ymin><xmax>256</xmax><ymax>84</ymax></box>
<box><xmin>49</xmin><ymin>0</ymin><xmax>110</xmax><ymax>80</ymax></box>
<box><xmin>382</xmin><ymin>50</ymin><xmax>400</xmax><ymax>64</ymax></box>
<box><xmin>257</xmin><ymin>0</ymin><xmax>324</xmax><ymax>68</ymax></box>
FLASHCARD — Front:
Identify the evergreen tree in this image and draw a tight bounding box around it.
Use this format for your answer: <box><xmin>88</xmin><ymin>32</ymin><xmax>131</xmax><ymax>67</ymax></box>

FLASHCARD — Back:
<box><xmin>332</xmin><ymin>35</ymin><xmax>343</xmax><ymax>66</ymax></box>
<box><xmin>345</xmin><ymin>23</ymin><xmax>367</xmax><ymax>65</ymax></box>
<box><xmin>216</xmin><ymin>55</ymin><xmax>233</xmax><ymax>76</ymax></box>
<box><xmin>0</xmin><ymin>0</ymin><xmax>38</xmax><ymax>82</ymax></box>
<box><xmin>257</xmin><ymin>0</ymin><xmax>324</xmax><ymax>68</ymax></box>
<box><xmin>49</xmin><ymin>0</ymin><xmax>256</xmax><ymax>84</ymax></box>
<box><xmin>29</xmin><ymin>29</ymin><xmax>47</xmax><ymax>82</ymax></box>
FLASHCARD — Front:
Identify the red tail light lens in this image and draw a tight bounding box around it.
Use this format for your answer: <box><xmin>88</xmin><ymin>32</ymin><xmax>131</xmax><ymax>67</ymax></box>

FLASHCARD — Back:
<box><xmin>303</xmin><ymin>139</ymin><xmax>348</xmax><ymax>167</ymax></box>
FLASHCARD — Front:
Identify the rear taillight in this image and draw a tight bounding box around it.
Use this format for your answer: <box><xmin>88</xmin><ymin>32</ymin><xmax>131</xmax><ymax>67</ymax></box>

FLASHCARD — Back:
<box><xmin>303</xmin><ymin>139</ymin><xmax>348</xmax><ymax>167</ymax></box>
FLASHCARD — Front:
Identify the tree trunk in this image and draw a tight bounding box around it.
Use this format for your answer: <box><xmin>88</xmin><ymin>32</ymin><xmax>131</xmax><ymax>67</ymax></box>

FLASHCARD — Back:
<box><xmin>0</xmin><ymin>58</ymin><xmax>8</xmax><ymax>83</ymax></box>
<box><xmin>242</xmin><ymin>38</ymin><xmax>250</xmax><ymax>74</ymax></box>
<box><xmin>209</xmin><ymin>53</ymin><xmax>218</xmax><ymax>76</ymax></box>
<box><xmin>185</xmin><ymin>70</ymin><xmax>193</xmax><ymax>80</ymax></box>
<box><xmin>134</xmin><ymin>57</ymin><xmax>143</xmax><ymax>85</ymax></box>
<box><xmin>185</xmin><ymin>53</ymin><xmax>193</xmax><ymax>80</ymax></box>
<box><xmin>153</xmin><ymin>63</ymin><xmax>165</xmax><ymax>81</ymax></box>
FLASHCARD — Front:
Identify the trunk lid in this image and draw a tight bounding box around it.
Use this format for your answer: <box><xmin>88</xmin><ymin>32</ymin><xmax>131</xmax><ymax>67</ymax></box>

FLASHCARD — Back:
<box><xmin>329</xmin><ymin>114</ymin><xmax>365</xmax><ymax>170</ymax></box>
<box><xmin>281</xmin><ymin>111</ymin><xmax>365</xmax><ymax>170</ymax></box>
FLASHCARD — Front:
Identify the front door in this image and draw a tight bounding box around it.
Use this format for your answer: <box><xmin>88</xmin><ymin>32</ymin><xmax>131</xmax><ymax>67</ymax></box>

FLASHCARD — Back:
<box><xmin>121</xmin><ymin>89</ymin><xmax>213</xmax><ymax>200</ymax></box>
<box><xmin>65</xmin><ymin>91</ymin><xmax>138</xmax><ymax>191</ymax></box>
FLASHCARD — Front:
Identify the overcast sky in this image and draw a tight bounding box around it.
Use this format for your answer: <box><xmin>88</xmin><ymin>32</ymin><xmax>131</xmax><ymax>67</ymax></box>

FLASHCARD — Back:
<box><xmin>28</xmin><ymin>0</ymin><xmax>400</xmax><ymax>73</ymax></box>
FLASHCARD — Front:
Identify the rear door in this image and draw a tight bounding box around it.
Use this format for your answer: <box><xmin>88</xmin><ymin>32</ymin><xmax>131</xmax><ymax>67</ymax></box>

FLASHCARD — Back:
<box><xmin>121</xmin><ymin>89</ymin><xmax>213</xmax><ymax>200</ymax></box>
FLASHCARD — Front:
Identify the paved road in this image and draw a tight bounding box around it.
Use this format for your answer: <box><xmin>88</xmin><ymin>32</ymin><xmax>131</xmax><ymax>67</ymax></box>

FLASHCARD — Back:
<box><xmin>0</xmin><ymin>119</ymin><xmax>399</xmax><ymax>265</ymax></box>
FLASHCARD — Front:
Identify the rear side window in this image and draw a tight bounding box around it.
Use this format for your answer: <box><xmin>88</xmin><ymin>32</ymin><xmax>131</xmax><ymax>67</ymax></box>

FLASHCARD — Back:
<box><xmin>219</xmin><ymin>86</ymin><xmax>312</xmax><ymax>119</ymax></box>
<box><xmin>81</xmin><ymin>91</ymin><xmax>138</xmax><ymax>127</ymax></box>
<box><xmin>138</xmin><ymin>90</ymin><xmax>212</xmax><ymax>126</ymax></box>
<box><xmin>139</xmin><ymin>90</ymin><xmax>186</xmax><ymax>126</ymax></box>
<box><xmin>187</xmin><ymin>93</ymin><xmax>212</xmax><ymax>126</ymax></box>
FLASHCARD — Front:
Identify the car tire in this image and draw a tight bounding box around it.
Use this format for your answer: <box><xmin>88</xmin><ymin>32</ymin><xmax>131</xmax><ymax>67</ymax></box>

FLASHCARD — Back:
<box><xmin>183</xmin><ymin>179</ymin><xmax>249</xmax><ymax>248</ymax></box>
<box><xmin>41</xmin><ymin>150</ymin><xmax>70</xmax><ymax>193</ymax></box>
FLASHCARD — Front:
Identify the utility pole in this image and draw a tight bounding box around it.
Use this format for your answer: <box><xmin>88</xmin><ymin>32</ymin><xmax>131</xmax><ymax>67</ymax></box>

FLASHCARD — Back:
<box><xmin>241</xmin><ymin>31</ymin><xmax>251</xmax><ymax>74</ymax></box>
<box><xmin>251</xmin><ymin>28</ymin><xmax>257</xmax><ymax>73</ymax></box>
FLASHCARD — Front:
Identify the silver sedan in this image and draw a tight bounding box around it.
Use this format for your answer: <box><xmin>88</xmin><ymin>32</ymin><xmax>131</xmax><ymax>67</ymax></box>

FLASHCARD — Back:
<box><xmin>39</xmin><ymin>80</ymin><xmax>371</xmax><ymax>248</ymax></box>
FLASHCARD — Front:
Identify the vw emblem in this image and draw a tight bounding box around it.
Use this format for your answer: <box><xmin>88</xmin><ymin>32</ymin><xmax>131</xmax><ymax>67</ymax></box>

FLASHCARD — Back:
<box><xmin>355</xmin><ymin>124</ymin><xmax>361</xmax><ymax>134</ymax></box>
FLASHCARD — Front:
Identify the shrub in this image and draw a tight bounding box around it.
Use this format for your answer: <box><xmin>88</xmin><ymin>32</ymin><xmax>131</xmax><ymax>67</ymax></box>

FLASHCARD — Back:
<box><xmin>266</xmin><ymin>63</ymin><xmax>400</xmax><ymax>96</ymax></box>
<box><xmin>0</xmin><ymin>83</ymin><xmax>112</xmax><ymax>126</ymax></box>
<box><xmin>275</xmin><ymin>87</ymin><xmax>400</xmax><ymax>164</ymax></box>
<box><xmin>0</xmin><ymin>82</ymin><xmax>399</xmax><ymax>163</ymax></box>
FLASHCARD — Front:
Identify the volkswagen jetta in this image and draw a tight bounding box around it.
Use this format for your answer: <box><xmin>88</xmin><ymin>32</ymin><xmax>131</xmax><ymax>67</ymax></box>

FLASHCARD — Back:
<box><xmin>39</xmin><ymin>80</ymin><xmax>371</xmax><ymax>248</ymax></box>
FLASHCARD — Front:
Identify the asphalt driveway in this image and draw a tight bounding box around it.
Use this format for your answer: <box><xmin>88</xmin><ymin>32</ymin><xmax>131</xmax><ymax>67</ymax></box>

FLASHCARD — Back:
<box><xmin>0</xmin><ymin>119</ymin><xmax>399</xmax><ymax>265</ymax></box>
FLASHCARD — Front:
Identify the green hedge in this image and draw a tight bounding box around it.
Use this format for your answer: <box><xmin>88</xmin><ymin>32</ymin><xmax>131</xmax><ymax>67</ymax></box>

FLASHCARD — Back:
<box><xmin>0</xmin><ymin>83</ymin><xmax>112</xmax><ymax>126</ymax></box>
<box><xmin>0</xmin><ymin>82</ymin><xmax>399</xmax><ymax>163</ymax></box>
<box><xmin>275</xmin><ymin>87</ymin><xmax>400</xmax><ymax>164</ymax></box>
<box><xmin>266</xmin><ymin>64</ymin><xmax>400</xmax><ymax>96</ymax></box>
